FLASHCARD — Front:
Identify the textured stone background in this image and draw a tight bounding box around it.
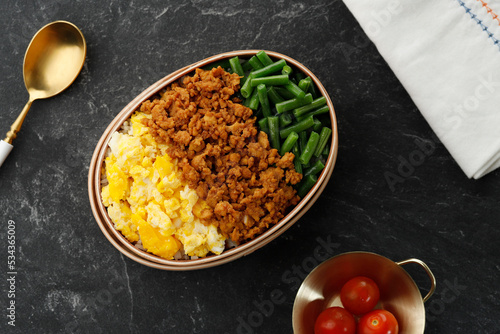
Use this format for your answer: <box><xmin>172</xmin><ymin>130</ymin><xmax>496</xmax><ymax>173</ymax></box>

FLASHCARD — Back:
<box><xmin>0</xmin><ymin>0</ymin><xmax>499</xmax><ymax>333</ymax></box>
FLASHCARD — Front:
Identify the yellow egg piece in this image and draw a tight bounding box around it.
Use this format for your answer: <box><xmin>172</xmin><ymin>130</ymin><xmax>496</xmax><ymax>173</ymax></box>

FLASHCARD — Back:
<box><xmin>146</xmin><ymin>202</ymin><xmax>175</xmax><ymax>236</ymax></box>
<box><xmin>131</xmin><ymin>113</ymin><xmax>150</xmax><ymax>137</ymax></box>
<box><xmin>193</xmin><ymin>200</ymin><xmax>210</xmax><ymax>218</ymax></box>
<box><xmin>142</xmin><ymin>157</ymin><xmax>153</xmax><ymax>168</ymax></box>
<box><xmin>107</xmin><ymin>202</ymin><xmax>139</xmax><ymax>243</ymax></box>
<box><xmin>108</xmin><ymin>132</ymin><xmax>144</xmax><ymax>172</ymax></box>
<box><xmin>154</xmin><ymin>155</ymin><xmax>174</xmax><ymax>179</ymax></box>
<box><xmin>138</xmin><ymin>219</ymin><xmax>181</xmax><ymax>260</ymax></box>
<box><xmin>164</xmin><ymin>198</ymin><xmax>181</xmax><ymax>217</ymax></box>
<box><xmin>106</xmin><ymin>164</ymin><xmax>129</xmax><ymax>203</ymax></box>
<box><xmin>130</xmin><ymin>165</ymin><xmax>150</xmax><ymax>179</ymax></box>
<box><xmin>101</xmin><ymin>185</ymin><xmax>111</xmax><ymax>207</ymax></box>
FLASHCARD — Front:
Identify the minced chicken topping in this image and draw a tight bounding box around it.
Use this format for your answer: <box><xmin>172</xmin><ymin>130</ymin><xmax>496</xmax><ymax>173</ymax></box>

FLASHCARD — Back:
<box><xmin>141</xmin><ymin>66</ymin><xmax>302</xmax><ymax>244</ymax></box>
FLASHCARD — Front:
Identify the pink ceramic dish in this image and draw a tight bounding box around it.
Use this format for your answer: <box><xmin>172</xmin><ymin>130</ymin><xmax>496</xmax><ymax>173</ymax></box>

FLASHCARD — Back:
<box><xmin>88</xmin><ymin>50</ymin><xmax>339</xmax><ymax>270</ymax></box>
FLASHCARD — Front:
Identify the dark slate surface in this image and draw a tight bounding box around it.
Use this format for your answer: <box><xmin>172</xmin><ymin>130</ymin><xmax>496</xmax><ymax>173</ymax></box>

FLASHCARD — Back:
<box><xmin>0</xmin><ymin>1</ymin><xmax>499</xmax><ymax>333</ymax></box>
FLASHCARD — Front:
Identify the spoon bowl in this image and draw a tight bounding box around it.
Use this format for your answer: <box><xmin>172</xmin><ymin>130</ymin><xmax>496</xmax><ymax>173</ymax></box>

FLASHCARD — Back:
<box><xmin>0</xmin><ymin>20</ymin><xmax>86</xmax><ymax>166</ymax></box>
<box><xmin>23</xmin><ymin>21</ymin><xmax>86</xmax><ymax>100</ymax></box>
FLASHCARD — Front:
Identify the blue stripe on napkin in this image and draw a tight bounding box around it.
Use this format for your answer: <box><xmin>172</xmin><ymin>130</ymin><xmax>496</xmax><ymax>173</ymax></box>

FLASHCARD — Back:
<box><xmin>457</xmin><ymin>0</ymin><xmax>500</xmax><ymax>50</ymax></box>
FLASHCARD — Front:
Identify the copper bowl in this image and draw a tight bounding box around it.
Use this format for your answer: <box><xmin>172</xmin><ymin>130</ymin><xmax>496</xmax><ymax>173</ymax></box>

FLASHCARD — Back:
<box><xmin>88</xmin><ymin>50</ymin><xmax>339</xmax><ymax>270</ymax></box>
<box><xmin>292</xmin><ymin>252</ymin><xmax>436</xmax><ymax>334</ymax></box>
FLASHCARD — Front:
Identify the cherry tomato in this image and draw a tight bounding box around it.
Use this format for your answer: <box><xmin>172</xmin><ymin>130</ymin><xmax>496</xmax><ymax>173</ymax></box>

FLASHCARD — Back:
<box><xmin>314</xmin><ymin>306</ymin><xmax>356</xmax><ymax>334</ymax></box>
<box><xmin>340</xmin><ymin>276</ymin><xmax>380</xmax><ymax>315</ymax></box>
<box><xmin>357</xmin><ymin>309</ymin><xmax>399</xmax><ymax>334</ymax></box>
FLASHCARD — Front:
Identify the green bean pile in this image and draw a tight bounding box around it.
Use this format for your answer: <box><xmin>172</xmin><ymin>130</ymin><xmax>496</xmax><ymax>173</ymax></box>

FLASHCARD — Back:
<box><xmin>207</xmin><ymin>51</ymin><xmax>332</xmax><ymax>198</ymax></box>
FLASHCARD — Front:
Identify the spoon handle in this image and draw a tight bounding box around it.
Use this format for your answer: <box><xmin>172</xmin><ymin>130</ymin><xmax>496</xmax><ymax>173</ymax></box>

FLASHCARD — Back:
<box><xmin>1</xmin><ymin>100</ymin><xmax>33</xmax><ymax>167</ymax></box>
<box><xmin>4</xmin><ymin>100</ymin><xmax>33</xmax><ymax>145</ymax></box>
<box><xmin>0</xmin><ymin>140</ymin><xmax>13</xmax><ymax>167</ymax></box>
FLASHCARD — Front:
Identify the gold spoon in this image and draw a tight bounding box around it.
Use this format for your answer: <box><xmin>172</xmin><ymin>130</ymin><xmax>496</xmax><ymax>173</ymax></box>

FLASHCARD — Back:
<box><xmin>0</xmin><ymin>20</ymin><xmax>86</xmax><ymax>167</ymax></box>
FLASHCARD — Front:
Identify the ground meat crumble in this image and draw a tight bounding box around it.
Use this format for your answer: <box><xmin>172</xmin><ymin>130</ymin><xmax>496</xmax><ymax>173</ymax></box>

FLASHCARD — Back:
<box><xmin>140</xmin><ymin>66</ymin><xmax>302</xmax><ymax>244</ymax></box>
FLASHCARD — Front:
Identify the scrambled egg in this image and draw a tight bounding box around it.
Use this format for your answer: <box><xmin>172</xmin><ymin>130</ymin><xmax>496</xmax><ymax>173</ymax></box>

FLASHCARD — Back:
<box><xmin>101</xmin><ymin>111</ymin><xmax>226</xmax><ymax>259</ymax></box>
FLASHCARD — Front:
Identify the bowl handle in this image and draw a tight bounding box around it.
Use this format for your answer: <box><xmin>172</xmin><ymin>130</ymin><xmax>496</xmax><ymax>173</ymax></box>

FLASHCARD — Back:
<box><xmin>396</xmin><ymin>258</ymin><xmax>437</xmax><ymax>303</ymax></box>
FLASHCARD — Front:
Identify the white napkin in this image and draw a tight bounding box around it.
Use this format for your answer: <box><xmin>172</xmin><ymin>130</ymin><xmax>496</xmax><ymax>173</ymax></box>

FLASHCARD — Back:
<box><xmin>343</xmin><ymin>0</ymin><xmax>500</xmax><ymax>179</ymax></box>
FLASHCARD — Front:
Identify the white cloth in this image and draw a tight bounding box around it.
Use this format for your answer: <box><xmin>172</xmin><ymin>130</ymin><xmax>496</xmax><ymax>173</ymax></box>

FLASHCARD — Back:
<box><xmin>343</xmin><ymin>0</ymin><xmax>500</xmax><ymax>179</ymax></box>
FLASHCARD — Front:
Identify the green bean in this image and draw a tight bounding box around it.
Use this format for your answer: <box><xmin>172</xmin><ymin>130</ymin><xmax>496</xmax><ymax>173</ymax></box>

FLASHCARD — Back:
<box><xmin>229</xmin><ymin>56</ymin><xmax>245</xmax><ymax>77</ymax></box>
<box><xmin>295</xmin><ymin>105</ymin><xmax>330</xmax><ymax>122</ymax></box>
<box><xmin>243</xmin><ymin>95</ymin><xmax>250</xmax><ymax>108</ymax></box>
<box><xmin>251</xmin><ymin>59</ymin><xmax>287</xmax><ymax>78</ymax></box>
<box><xmin>314</xmin><ymin>127</ymin><xmax>332</xmax><ymax>157</ymax></box>
<box><xmin>275</xmin><ymin>93</ymin><xmax>313</xmax><ymax>114</ymax></box>
<box><xmin>279</xmin><ymin>115</ymin><xmax>315</xmax><ymax>139</ymax></box>
<box><xmin>282</xmin><ymin>65</ymin><xmax>293</xmax><ymax>76</ymax></box>
<box><xmin>267</xmin><ymin>86</ymin><xmax>285</xmax><ymax>105</ymax></box>
<box><xmin>293</xmin><ymin>71</ymin><xmax>306</xmax><ymax>83</ymax></box>
<box><xmin>257</xmin><ymin>84</ymin><xmax>272</xmax><ymax>118</ymax></box>
<box><xmin>293</xmin><ymin>96</ymin><xmax>327</xmax><ymax>118</ymax></box>
<box><xmin>245</xmin><ymin>87</ymin><xmax>260</xmax><ymax>110</ymax></box>
<box><xmin>313</xmin><ymin>118</ymin><xmax>322</xmax><ymax>132</ymax></box>
<box><xmin>298</xmin><ymin>76</ymin><xmax>312</xmax><ymax>93</ymax></box>
<box><xmin>299</xmin><ymin>131</ymin><xmax>320</xmax><ymax>165</ymax></box>
<box><xmin>241</xmin><ymin>59</ymin><xmax>253</xmax><ymax>72</ymax></box>
<box><xmin>256</xmin><ymin>50</ymin><xmax>273</xmax><ymax>66</ymax></box>
<box><xmin>230</xmin><ymin>57</ymin><xmax>250</xmax><ymax>87</ymax></box>
<box><xmin>284</xmin><ymin>81</ymin><xmax>306</xmax><ymax>99</ymax></box>
<box><xmin>292</xmin><ymin>143</ymin><xmax>302</xmax><ymax>174</ymax></box>
<box><xmin>299</xmin><ymin>131</ymin><xmax>308</xmax><ymax>154</ymax></box>
<box><xmin>258</xmin><ymin>117</ymin><xmax>269</xmax><ymax>135</ymax></box>
<box><xmin>240</xmin><ymin>75</ymin><xmax>249</xmax><ymax>86</ymax></box>
<box><xmin>267</xmin><ymin>116</ymin><xmax>280</xmax><ymax>151</ymax></box>
<box><xmin>308</xmin><ymin>80</ymin><xmax>319</xmax><ymax>99</ymax></box>
<box><xmin>251</xmin><ymin>74</ymin><xmax>289</xmax><ymax>87</ymax></box>
<box><xmin>248</xmin><ymin>55</ymin><xmax>265</xmax><ymax>70</ymax></box>
<box><xmin>280</xmin><ymin>131</ymin><xmax>299</xmax><ymax>156</ymax></box>
<box><xmin>274</xmin><ymin>86</ymin><xmax>296</xmax><ymax>100</ymax></box>
<box><xmin>297</xmin><ymin>174</ymin><xmax>317</xmax><ymax>198</ymax></box>
<box><xmin>279</xmin><ymin>112</ymin><xmax>293</xmax><ymax>128</ymax></box>
<box><xmin>240</xmin><ymin>73</ymin><xmax>254</xmax><ymax>98</ymax></box>
<box><xmin>304</xmin><ymin>159</ymin><xmax>325</xmax><ymax>177</ymax></box>
<box><xmin>322</xmin><ymin>144</ymin><xmax>330</xmax><ymax>156</ymax></box>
